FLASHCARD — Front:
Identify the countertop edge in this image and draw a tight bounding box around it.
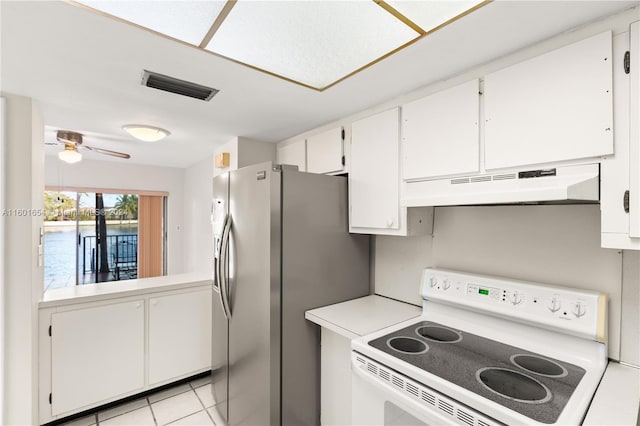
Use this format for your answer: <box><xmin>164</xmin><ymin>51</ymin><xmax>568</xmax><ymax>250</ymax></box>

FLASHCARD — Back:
<box><xmin>305</xmin><ymin>311</ymin><xmax>360</xmax><ymax>340</ymax></box>
<box><xmin>39</xmin><ymin>274</ymin><xmax>212</xmax><ymax>309</ymax></box>
<box><xmin>305</xmin><ymin>295</ymin><xmax>422</xmax><ymax>339</ymax></box>
<box><xmin>583</xmin><ymin>361</ymin><xmax>640</xmax><ymax>425</ymax></box>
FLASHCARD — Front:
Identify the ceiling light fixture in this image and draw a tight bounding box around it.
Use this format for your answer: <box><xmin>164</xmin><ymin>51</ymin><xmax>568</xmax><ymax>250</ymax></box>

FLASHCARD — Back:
<box><xmin>58</xmin><ymin>146</ymin><xmax>83</xmax><ymax>164</ymax></box>
<box><xmin>122</xmin><ymin>124</ymin><xmax>170</xmax><ymax>142</ymax></box>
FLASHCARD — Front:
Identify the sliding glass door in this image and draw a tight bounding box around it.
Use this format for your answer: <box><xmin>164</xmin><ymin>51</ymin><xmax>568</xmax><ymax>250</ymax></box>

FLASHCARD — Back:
<box><xmin>43</xmin><ymin>189</ymin><xmax>163</xmax><ymax>290</ymax></box>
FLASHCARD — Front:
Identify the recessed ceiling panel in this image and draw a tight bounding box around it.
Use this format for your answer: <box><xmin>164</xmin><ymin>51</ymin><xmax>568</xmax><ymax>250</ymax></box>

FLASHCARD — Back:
<box><xmin>205</xmin><ymin>1</ymin><xmax>420</xmax><ymax>89</ymax></box>
<box><xmin>75</xmin><ymin>0</ymin><xmax>226</xmax><ymax>46</ymax></box>
<box><xmin>387</xmin><ymin>0</ymin><xmax>487</xmax><ymax>33</ymax></box>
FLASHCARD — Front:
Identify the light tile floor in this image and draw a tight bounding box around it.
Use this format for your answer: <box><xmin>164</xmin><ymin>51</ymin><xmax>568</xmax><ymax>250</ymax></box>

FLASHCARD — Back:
<box><xmin>59</xmin><ymin>375</ymin><xmax>217</xmax><ymax>426</ymax></box>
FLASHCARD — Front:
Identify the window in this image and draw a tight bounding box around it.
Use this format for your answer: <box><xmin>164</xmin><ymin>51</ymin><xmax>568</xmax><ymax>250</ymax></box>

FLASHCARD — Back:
<box><xmin>43</xmin><ymin>188</ymin><xmax>166</xmax><ymax>291</ymax></box>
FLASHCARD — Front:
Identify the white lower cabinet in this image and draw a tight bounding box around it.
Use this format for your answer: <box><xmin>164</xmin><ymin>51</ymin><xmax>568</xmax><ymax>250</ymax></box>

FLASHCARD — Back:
<box><xmin>321</xmin><ymin>329</ymin><xmax>353</xmax><ymax>426</ymax></box>
<box><xmin>149</xmin><ymin>289</ymin><xmax>212</xmax><ymax>385</ymax></box>
<box><xmin>40</xmin><ymin>285</ymin><xmax>212</xmax><ymax>423</ymax></box>
<box><xmin>51</xmin><ymin>300</ymin><xmax>145</xmax><ymax>416</ymax></box>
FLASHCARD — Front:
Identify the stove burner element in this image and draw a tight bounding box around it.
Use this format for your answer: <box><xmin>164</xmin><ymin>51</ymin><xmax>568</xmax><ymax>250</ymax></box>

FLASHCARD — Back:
<box><xmin>476</xmin><ymin>367</ymin><xmax>552</xmax><ymax>404</ymax></box>
<box><xmin>415</xmin><ymin>325</ymin><xmax>462</xmax><ymax>343</ymax></box>
<box><xmin>386</xmin><ymin>337</ymin><xmax>429</xmax><ymax>354</ymax></box>
<box><xmin>511</xmin><ymin>354</ymin><xmax>568</xmax><ymax>378</ymax></box>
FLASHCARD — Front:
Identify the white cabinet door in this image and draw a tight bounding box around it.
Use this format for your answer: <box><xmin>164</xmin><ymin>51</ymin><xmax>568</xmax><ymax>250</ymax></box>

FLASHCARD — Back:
<box><xmin>402</xmin><ymin>79</ymin><xmax>480</xmax><ymax>180</ymax></box>
<box><xmin>350</xmin><ymin>108</ymin><xmax>400</xmax><ymax>230</ymax></box>
<box><xmin>51</xmin><ymin>300</ymin><xmax>145</xmax><ymax>416</ymax></box>
<box><xmin>630</xmin><ymin>21</ymin><xmax>640</xmax><ymax>239</ymax></box>
<box><xmin>277</xmin><ymin>139</ymin><xmax>306</xmax><ymax>172</ymax></box>
<box><xmin>148</xmin><ymin>289</ymin><xmax>212</xmax><ymax>385</ymax></box>
<box><xmin>306</xmin><ymin>127</ymin><xmax>344</xmax><ymax>174</ymax></box>
<box><xmin>601</xmin><ymin>22</ymin><xmax>640</xmax><ymax>250</ymax></box>
<box><xmin>484</xmin><ymin>31</ymin><xmax>614</xmax><ymax>170</ymax></box>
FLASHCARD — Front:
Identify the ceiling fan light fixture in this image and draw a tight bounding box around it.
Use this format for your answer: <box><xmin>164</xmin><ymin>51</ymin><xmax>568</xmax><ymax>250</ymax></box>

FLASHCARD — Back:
<box><xmin>122</xmin><ymin>124</ymin><xmax>170</xmax><ymax>142</ymax></box>
<box><xmin>58</xmin><ymin>146</ymin><xmax>82</xmax><ymax>164</ymax></box>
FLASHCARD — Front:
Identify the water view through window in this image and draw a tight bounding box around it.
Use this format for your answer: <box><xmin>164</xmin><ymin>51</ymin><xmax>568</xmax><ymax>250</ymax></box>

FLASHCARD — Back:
<box><xmin>43</xmin><ymin>191</ymin><xmax>139</xmax><ymax>291</ymax></box>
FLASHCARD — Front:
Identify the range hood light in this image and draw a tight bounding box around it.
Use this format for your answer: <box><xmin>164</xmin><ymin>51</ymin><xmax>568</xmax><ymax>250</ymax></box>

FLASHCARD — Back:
<box><xmin>122</xmin><ymin>125</ymin><xmax>170</xmax><ymax>142</ymax></box>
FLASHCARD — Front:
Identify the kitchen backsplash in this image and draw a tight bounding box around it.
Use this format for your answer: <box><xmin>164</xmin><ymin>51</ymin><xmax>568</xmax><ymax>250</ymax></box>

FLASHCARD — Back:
<box><xmin>373</xmin><ymin>204</ymin><xmax>638</xmax><ymax>365</ymax></box>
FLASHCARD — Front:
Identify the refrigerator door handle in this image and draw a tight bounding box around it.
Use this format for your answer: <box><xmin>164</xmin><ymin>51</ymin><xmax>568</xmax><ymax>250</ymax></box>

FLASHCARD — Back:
<box><xmin>214</xmin><ymin>250</ymin><xmax>227</xmax><ymax>320</ymax></box>
<box><xmin>220</xmin><ymin>214</ymin><xmax>232</xmax><ymax>319</ymax></box>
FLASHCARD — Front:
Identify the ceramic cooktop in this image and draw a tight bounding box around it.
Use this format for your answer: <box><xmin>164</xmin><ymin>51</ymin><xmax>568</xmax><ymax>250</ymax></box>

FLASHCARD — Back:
<box><xmin>368</xmin><ymin>320</ymin><xmax>586</xmax><ymax>424</ymax></box>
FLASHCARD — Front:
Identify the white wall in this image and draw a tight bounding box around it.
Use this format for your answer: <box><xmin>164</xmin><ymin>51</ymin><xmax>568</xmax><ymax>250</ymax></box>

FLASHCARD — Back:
<box><xmin>620</xmin><ymin>251</ymin><xmax>640</xmax><ymax>365</ymax></box>
<box><xmin>213</xmin><ymin>137</ymin><xmax>275</xmax><ymax>177</ymax></box>
<box><xmin>1</xmin><ymin>94</ymin><xmax>44</xmax><ymax>425</ymax></box>
<box><xmin>183</xmin><ymin>155</ymin><xmax>214</xmax><ymax>275</ymax></box>
<box><xmin>45</xmin><ymin>158</ymin><xmax>186</xmax><ymax>275</ymax></box>
<box><xmin>374</xmin><ymin>205</ymin><xmax>631</xmax><ymax>362</ymax></box>
<box><xmin>0</xmin><ymin>97</ymin><xmax>5</xmax><ymax>426</ymax></box>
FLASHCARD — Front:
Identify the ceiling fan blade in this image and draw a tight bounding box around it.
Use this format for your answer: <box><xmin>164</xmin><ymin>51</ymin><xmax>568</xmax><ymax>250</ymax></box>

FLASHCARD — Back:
<box><xmin>83</xmin><ymin>145</ymin><xmax>131</xmax><ymax>159</ymax></box>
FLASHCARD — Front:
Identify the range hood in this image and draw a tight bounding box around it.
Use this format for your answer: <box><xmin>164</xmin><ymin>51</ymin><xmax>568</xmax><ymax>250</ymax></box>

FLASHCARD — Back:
<box><xmin>402</xmin><ymin>163</ymin><xmax>599</xmax><ymax>207</ymax></box>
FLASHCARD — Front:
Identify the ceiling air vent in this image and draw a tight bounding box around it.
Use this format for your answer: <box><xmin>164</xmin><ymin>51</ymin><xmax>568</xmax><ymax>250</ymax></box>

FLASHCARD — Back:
<box><xmin>141</xmin><ymin>70</ymin><xmax>219</xmax><ymax>101</ymax></box>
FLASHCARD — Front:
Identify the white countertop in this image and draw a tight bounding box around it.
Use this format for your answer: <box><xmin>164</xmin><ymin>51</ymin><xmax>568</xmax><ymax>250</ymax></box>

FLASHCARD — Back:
<box><xmin>40</xmin><ymin>273</ymin><xmax>211</xmax><ymax>308</ymax></box>
<box><xmin>305</xmin><ymin>294</ymin><xmax>422</xmax><ymax>339</ymax></box>
<box><xmin>584</xmin><ymin>361</ymin><xmax>640</xmax><ymax>425</ymax></box>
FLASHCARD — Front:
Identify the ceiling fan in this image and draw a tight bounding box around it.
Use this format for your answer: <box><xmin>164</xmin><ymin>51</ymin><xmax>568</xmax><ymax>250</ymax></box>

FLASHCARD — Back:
<box><xmin>46</xmin><ymin>130</ymin><xmax>131</xmax><ymax>163</ymax></box>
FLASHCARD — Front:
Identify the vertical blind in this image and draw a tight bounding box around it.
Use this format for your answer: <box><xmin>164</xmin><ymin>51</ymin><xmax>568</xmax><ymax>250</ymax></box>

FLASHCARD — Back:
<box><xmin>138</xmin><ymin>195</ymin><xmax>164</xmax><ymax>278</ymax></box>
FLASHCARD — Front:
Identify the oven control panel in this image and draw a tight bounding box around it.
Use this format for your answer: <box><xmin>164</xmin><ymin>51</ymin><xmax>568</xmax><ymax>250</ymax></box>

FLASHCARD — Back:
<box><xmin>421</xmin><ymin>268</ymin><xmax>607</xmax><ymax>343</ymax></box>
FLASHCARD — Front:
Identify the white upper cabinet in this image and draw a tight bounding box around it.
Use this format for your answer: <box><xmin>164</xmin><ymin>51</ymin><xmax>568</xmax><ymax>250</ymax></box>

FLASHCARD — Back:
<box><xmin>402</xmin><ymin>79</ymin><xmax>480</xmax><ymax>180</ymax></box>
<box><xmin>602</xmin><ymin>21</ymin><xmax>640</xmax><ymax>250</ymax></box>
<box><xmin>484</xmin><ymin>31</ymin><xmax>614</xmax><ymax>170</ymax></box>
<box><xmin>630</xmin><ymin>21</ymin><xmax>640</xmax><ymax>241</ymax></box>
<box><xmin>306</xmin><ymin>127</ymin><xmax>345</xmax><ymax>174</ymax></box>
<box><xmin>277</xmin><ymin>139</ymin><xmax>306</xmax><ymax>172</ymax></box>
<box><xmin>349</xmin><ymin>108</ymin><xmax>432</xmax><ymax>236</ymax></box>
<box><xmin>350</xmin><ymin>108</ymin><xmax>400</xmax><ymax>231</ymax></box>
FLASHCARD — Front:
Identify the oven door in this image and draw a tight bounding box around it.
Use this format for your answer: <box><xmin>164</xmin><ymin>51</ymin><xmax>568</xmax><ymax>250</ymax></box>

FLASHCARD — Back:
<box><xmin>351</xmin><ymin>352</ymin><xmax>497</xmax><ymax>426</ymax></box>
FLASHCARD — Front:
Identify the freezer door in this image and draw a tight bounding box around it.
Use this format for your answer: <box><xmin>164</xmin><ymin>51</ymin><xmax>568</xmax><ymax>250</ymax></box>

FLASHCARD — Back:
<box><xmin>281</xmin><ymin>170</ymin><xmax>370</xmax><ymax>426</ymax></box>
<box><xmin>211</xmin><ymin>173</ymin><xmax>229</xmax><ymax>423</ymax></box>
<box><xmin>228</xmin><ymin>162</ymin><xmax>281</xmax><ymax>426</ymax></box>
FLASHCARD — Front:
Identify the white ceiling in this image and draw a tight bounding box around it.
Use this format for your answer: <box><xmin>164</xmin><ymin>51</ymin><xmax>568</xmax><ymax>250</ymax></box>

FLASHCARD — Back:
<box><xmin>1</xmin><ymin>0</ymin><xmax>638</xmax><ymax>168</ymax></box>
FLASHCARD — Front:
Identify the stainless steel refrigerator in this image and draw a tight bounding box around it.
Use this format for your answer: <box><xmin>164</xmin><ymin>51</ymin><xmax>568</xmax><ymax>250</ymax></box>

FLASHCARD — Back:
<box><xmin>211</xmin><ymin>162</ymin><xmax>370</xmax><ymax>426</ymax></box>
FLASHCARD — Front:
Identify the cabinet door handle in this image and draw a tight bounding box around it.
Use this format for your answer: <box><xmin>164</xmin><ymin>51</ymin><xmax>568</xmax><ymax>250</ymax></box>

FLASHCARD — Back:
<box><xmin>624</xmin><ymin>190</ymin><xmax>630</xmax><ymax>213</ymax></box>
<box><xmin>151</xmin><ymin>299</ymin><xmax>158</xmax><ymax>306</ymax></box>
<box><xmin>135</xmin><ymin>302</ymin><xmax>142</xmax><ymax>309</ymax></box>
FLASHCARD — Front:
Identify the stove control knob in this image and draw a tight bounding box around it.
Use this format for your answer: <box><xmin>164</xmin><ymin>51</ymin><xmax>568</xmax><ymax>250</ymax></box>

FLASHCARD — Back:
<box><xmin>547</xmin><ymin>297</ymin><xmax>562</xmax><ymax>313</ymax></box>
<box><xmin>572</xmin><ymin>301</ymin><xmax>586</xmax><ymax>318</ymax></box>
<box><xmin>509</xmin><ymin>292</ymin><xmax>523</xmax><ymax>306</ymax></box>
<box><xmin>442</xmin><ymin>278</ymin><xmax>451</xmax><ymax>290</ymax></box>
<box><xmin>429</xmin><ymin>276</ymin><xmax>438</xmax><ymax>288</ymax></box>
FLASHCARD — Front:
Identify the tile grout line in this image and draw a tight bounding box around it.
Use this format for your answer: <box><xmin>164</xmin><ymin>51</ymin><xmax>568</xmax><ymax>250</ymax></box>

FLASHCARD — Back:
<box><xmin>147</xmin><ymin>396</ymin><xmax>159</xmax><ymax>426</ymax></box>
<box><xmin>150</xmin><ymin>387</ymin><xmax>204</xmax><ymax>426</ymax></box>
<box><xmin>191</xmin><ymin>383</ymin><xmax>216</xmax><ymax>425</ymax></box>
<box><xmin>164</xmin><ymin>408</ymin><xmax>210</xmax><ymax>426</ymax></box>
<box><xmin>191</xmin><ymin>384</ymin><xmax>208</xmax><ymax>410</ymax></box>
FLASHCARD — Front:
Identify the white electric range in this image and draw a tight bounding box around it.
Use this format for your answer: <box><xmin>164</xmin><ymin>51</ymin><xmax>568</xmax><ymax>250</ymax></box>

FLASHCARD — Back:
<box><xmin>351</xmin><ymin>268</ymin><xmax>608</xmax><ymax>425</ymax></box>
